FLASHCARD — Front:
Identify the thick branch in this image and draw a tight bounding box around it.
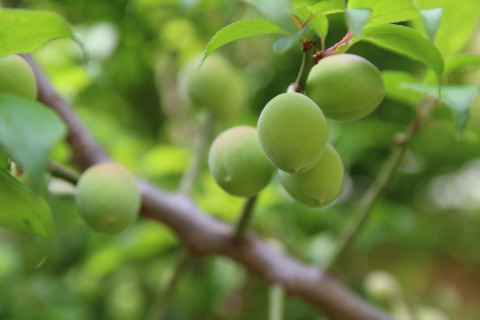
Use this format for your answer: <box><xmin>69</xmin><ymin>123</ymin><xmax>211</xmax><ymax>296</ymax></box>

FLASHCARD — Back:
<box><xmin>27</xmin><ymin>56</ymin><xmax>393</xmax><ymax>320</ymax></box>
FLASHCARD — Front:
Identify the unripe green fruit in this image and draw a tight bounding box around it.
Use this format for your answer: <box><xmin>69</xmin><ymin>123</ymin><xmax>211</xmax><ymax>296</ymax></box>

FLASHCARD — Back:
<box><xmin>257</xmin><ymin>92</ymin><xmax>328</xmax><ymax>174</ymax></box>
<box><xmin>0</xmin><ymin>54</ymin><xmax>37</xmax><ymax>100</ymax></box>
<box><xmin>279</xmin><ymin>144</ymin><xmax>343</xmax><ymax>207</ymax></box>
<box><xmin>180</xmin><ymin>54</ymin><xmax>246</xmax><ymax>119</ymax></box>
<box><xmin>305</xmin><ymin>54</ymin><xmax>385</xmax><ymax>121</ymax></box>
<box><xmin>208</xmin><ymin>125</ymin><xmax>275</xmax><ymax>197</ymax></box>
<box><xmin>75</xmin><ymin>162</ymin><xmax>141</xmax><ymax>234</ymax></box>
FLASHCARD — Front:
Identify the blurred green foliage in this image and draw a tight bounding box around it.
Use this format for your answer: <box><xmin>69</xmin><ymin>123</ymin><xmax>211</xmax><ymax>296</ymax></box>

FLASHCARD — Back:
<box><xmin>1</xmin><ymin>0</ymin><xmax>480</xmax><ymax>319</ymax></box>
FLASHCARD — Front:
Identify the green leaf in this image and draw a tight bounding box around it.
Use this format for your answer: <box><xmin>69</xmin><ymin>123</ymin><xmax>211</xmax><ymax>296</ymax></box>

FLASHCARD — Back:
<box><xmin>0</xmin><ymin>8</ymin><xmax>77</xmax><ymax>59</ymax></box>
<box><xmin>361</xmin><ymin>24</ymin><xmax>444</xmax><ymax>81</ymax></box>
<box><xmin>348</xmin><ymin>0</ymin><xmax>418</xmax><ymax>26</ymax></box>
<box><xmin>0</xmin><ymin>94</ymin><xmax>66</xmax><ymax>192</ymax></box>
<box><xmin>198</xmin><ymin>19</ymin><xmax>284</xmax><ymax>68</ymax></box>
<box><xmin>0</xmin><ymin>148</ymin><xmax>9</xmax><ymax>169</ymax></box>
<box><xmin>0</xmin><ymin>169</ymin><xmax>53</xmax><ymax>261</ymax></box>
<box><xmin>346</xmin><ymin>8</ymin><xmax>371</xmax><ymax>37</ymax></box>
<box><xmin>413</xmin><ymin>0</ymin><xmax>480</xmax><ymax>56</ymax></box>
<box><xmin>420</xmin><ymin>8</ymin><xmax>442</xmax><ymax>41</ymax></box>
<box><xmin>445</xmin><ymin>54</ymin><xmax>480</xmax><ymax>77</ymax></box>
<box><xmin>243</xmin><ymin>0</ymin><xmax>295</xmax><ymax>33</ymax></box>
<box><xmin>403</xmin><ymin>83</ymin><xmax>480</xmax><ymax>136</ymax></box>
<box><xmin>382</xmin><ymin>70</ymin><xmax>420</xmax><ymax>106</ymax></box>
<box><xmin>303</xmin><ymin>0</ymin><xmax>345</xmax><ymax>15</ymax></box>
<box><xmin>273</xmin><ymin>26</ymin><xmax>310</xmax><ymax>54</ymax></box>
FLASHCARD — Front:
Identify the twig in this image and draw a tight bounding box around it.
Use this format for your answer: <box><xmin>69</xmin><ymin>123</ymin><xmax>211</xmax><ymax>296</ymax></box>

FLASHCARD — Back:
<box><xmin>178</xmin><ymin>111</ymin><xmax>215</xmax><ymax>195</ymax></box>
<box><xmin>48</xmin><ymin>160</ymin><xmax>80</xmax><ymax>184</ymax></box>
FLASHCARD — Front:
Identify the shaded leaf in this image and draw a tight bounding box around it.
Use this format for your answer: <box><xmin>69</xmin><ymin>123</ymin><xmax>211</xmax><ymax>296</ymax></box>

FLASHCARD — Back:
<box><xmin>445</xmin><ymin>54</ymin><xmax>480</xmax><ymax>76</ymax></box>
<box><xmin>382</xmin><ymin>70</ymin><xmax>420</xmax><ymax>106</ymax></box>
<box><xmin>198</xmin><ymin>19</ymin><xmax>284</xmax><ymax>68</ymax></box>
<box><xmin>346</xmin><ymin>8</ymin><xmax>371</xmax><ymax>37</ymax></box>
<box><xmin>361</xmin><ymin>24</ymin><xmax>444</xmax><ymax>81</ymax></box>
<box><xmin>0</xmin><ymin>8</ymin><xmax>77</xmax><ymax>58</ymax></box>
<box><xmin>294</xmin><ymin>7</ymin><xmax>330</xmax><ymax>40</ymax></box>
<box><xmin>0</xmin><ymin>169</ymin><xmax>53</xmax><ymax>259</ymax></box>
<box><xmin>420</xmin><ymin>8</ymin><xmax>442</xmax><ymax>41</ymax></box>
<box><xmin>0</xmin><ymin>94</ymin><xmax>66</xmax><ymax>192</ymax></box>
<box><xmin>273</xmin><ymin>26</ymin><xmax>310</xmax><ymax>54</ymax></box>
<box><xmin>403</xmin><ymin>83</ymin><xmax>479</xmax><ymax>136</ymax></box>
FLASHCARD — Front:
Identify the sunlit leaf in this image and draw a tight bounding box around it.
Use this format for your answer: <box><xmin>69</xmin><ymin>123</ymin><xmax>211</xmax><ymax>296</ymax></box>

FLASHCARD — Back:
<box><xmin>445</xmin><ymin>54</ymin><xmax>480</xmax><ymax>76</ymax></box>
<box><xmin>0</xmin><ymin>94</ymin><xmax>66</xmax><ymax>192</ymax></box>
<box><xmin>403</xmin><ymin>83</ymin><xmax>479</xmax><ymax>136</ymax></box>
<box><xmin>420</xmin><ymin>8</ymin><xmax>442</xmax><ymax>41</ymax></box>
<box><xmin>294</xmin><ymin>7</ymin><xmax>330</xmax><ymax>41</ymax></box>
<box><xmin>243</xmin><ymin>0</ymin><xmax>295</xmax><ymax>33</ymax></box>
<box><xmin>361</xmin><ymin>24</ymin><xmax>444</xmax><ymax>81</ymax></box>
<box><xmin>0</xmin><ymin>8</ymin><xmax>78</xmax><ymax>58</ymax></box>
<box><xmin>348</xmin><ymin>0</ymin><xmax>418</xmax><ymax>26</ymax></box>
<box><xmin>198</xmin><ymin>19</ymin><xmax>284</xmax><ymax>68</ymax></box>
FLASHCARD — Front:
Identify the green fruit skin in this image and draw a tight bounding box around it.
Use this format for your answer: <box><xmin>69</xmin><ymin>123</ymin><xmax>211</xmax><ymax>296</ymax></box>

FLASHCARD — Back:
<box><xmin>305</xmin><ymin>54</ymin><xmax>385</xmax><ymax>122</ymax></box>
<box><xmin>0</xmin><ymin>55</ymin><xmax>37</xmax><ymax>100</ymax></box>
<box><xmin>257</xmin><ymin>92</ymin><xmax>329</xmax><ymax>174</ymax></box>
<box><xmin>279</xmin><ymin>144</ymin><xmax>344</xmax><ymax>207</ymax></box>
<box><xmin>75</xmin><ymin>162</ymin><xmax>141</xmax><ymax>234</ymax></box>
<box><xmin>181</xmin><ymin>54</ymin><xmax>246</xmax><ymax>119</ymax></box>
<box><xmin>209</xmin><ymin>125</ymin><xmax>275</xmax><ymax>197</ymax></box>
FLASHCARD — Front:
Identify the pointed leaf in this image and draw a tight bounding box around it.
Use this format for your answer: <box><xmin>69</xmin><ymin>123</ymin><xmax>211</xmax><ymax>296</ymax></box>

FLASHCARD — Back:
<box><xmin>0</xmin><ymin>94</ymin><xmax>66</xmax><ymax>192</ymax></box>
<box><xmin>403</xmin><ymin>83</ymin><xmax>479</xmax><ymax>136</ymax></box>
<box><xmin>445</xmin><ymin>54</ymin><xmax>480</xmax><ymax>76</ymax></box>
<box><xmin>0</xmin><ymin>8</ymin><xmax>78</xmax><ymax>58</ymax></box>
<box><xmin>273</xmin><ymin>26</ymin><xmax>310</xmax><ymax>54</ymax></box>
<box><xmin>346</xmin><ymin>8</ymin><xmax>371</xmax><ymax>37</ymax></box>
<box><xmin>0</xmin><ymin>169</ymin><xmax>53</xmax><ymax>256</ymax></box>
<box><xmin>198</xmin><ymin>19</ymin><xmax>284</xmax><ymax>68</ymax></box>
<box><xmin>420</xmin><ymin>8</ymin><xmax>442</xmax><ymax>41</ymax></box>
<box><xmin>361</xmin><ymin>24</ymin><xmax>444</xmax><ymax>81</ymax></box>
<box><xmin>348</xmin><ymin>0</ymin><xmax>418</xmax><ymax>26</ymax></box>
<box><xmin>294</xmin><ymin>7</ymin><xmax>330</xmax><ymax>40</ymax></box>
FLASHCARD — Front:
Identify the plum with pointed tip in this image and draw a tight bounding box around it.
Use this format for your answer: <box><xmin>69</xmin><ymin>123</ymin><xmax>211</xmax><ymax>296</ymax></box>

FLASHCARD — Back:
<box><xmin>279</xmin><ymin>144</ymin><xmax>344</xmax><ymax>207</ymax></box>
<box><xmin>306</xmin><ymin>53</ymin><xmax>385</xmax><ymax>121</ymax></box>
<box><xmin>208</xmin><ymin>125</ymin><xmax>275</xmax><ymax>197</ymax></box>
<box><xmin>75</xmin><ymin>162</ymin><xmax>141</xmax><ymax>234</ymax></box>
<box><xmin>257</xmin><ymin>92</ymin><xmax>328</xmax><ymax>174</ymax></box>
<box><xmin>0</xmin><ymin>54</ymin><xmax>37</xmax><ymax>100</ymax></box>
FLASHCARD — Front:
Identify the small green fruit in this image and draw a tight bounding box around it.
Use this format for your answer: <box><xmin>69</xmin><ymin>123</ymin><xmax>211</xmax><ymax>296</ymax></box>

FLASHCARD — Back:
<box><xmin>257</xmin><ymin>92</ymin><xmax>328</xmax><ymax>173</ymax></box>
<box><xmin>0</xmin><ymin>54</ymin><xmax>37</xmax><ymax>100</ymax></box>
<box><xmin>279</xmin><ymin>144</ymin><xmax>343</xmax><ymax>207</ymax></box>
<box><xmin>75</xmin><ymin>162</ymin><xmax>141</xmax><ymax>234</ymax></box>
<box><xmin>305</xmin><ymin>54</ymin><xmax>385</xmax><ymax>121</ymax></box>
<box><xmin>208</xmin><ymin>125</ymin><xmax>275</xmax><ymax>197</ymax></box>
<box><xmin>180</xmin><ymin>54</ymin><xmax>246</xmax><ymax>119</ymax></box>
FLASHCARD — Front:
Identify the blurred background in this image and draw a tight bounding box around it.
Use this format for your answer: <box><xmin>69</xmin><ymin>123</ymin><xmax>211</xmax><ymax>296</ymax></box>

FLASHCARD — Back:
<box><xmin>0</xmin><ymin>0</ymin><xmax>479</xmax><ymax>319</ymax></box>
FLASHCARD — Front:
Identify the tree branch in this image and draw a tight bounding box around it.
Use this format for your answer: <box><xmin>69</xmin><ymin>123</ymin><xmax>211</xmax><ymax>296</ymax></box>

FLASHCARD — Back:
<box><xmin>26</xmin><ymin>56</ymin><xmax>393</xmax><ymax>320</ymax></box>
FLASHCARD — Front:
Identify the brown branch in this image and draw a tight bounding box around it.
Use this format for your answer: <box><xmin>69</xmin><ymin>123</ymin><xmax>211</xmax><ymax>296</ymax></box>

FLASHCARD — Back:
<box><xmin>26</xmin><ymin>56</ymin><xmax>393</xmax><ymax>320</ymax></box>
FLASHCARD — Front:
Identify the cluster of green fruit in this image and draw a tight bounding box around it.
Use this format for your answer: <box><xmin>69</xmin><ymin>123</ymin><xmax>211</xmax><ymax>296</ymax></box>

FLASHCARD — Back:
<box><xmin>196</xmin><ymin>53</ymin><xmax>385</xmax><ymax>207</ymax></box>
<box><xmin>0</xmin><ymin>55</ymin><xmax>141</xmax><ymax>235</ymax></box>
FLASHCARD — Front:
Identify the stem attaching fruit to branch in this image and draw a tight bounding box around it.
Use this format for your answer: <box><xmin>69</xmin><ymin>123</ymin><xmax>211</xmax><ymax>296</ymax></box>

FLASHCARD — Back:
<box><xmin>269</xmin><ymin>284</ymin><xmax>284</xmax><ymax>320</ymax></box>
<box><xmin>233</xmin><ymin>195</ymin><xmax>258</xmax><ymax>241</ymax></box>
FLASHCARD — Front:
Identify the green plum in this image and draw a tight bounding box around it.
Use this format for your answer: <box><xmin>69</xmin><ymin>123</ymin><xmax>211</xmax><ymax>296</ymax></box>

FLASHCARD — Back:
<box><xmin>257</xmin><ymin>92</ymin><xmax>328</xmax><ymax>174</ymax></box>
<box><xmin>305</xmin><ymin>54</ymin><xmax>385</xmax><ymax>121</ymax></box>
<box><xmin>208</xmin><ymin>125</ymin><xmax>275</xmax><ymax>197</ymax></box>
<box><xmin>75</xmin><ymin>162</ymin><xmax>141</xmax><ymax>234</ymax></box>
<box><xmin>0</xmin><ymin>54</ymin><xmax>37</xmax><ymax>100</ymax></box>
<box><xmin>180</xmin><ymin>54</ymin><xmax>246</xmax><ymax>119</ymax></box>
<box><xmin>279</xmin><ymin>143</ymin><xmax>344</xmax><ymax>207</ymax></box>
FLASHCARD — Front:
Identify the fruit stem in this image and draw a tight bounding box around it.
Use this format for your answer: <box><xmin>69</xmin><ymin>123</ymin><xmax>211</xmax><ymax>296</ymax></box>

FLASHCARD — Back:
<box><xmin>325</xmin><ymin>98</ymin><xmax>438</xmax><ymax>272</ymax></box>
<box><xmin>48</xmin><ymin>160</ymin><xmax>80</xmax><ymax>184</ymax></box>
<box><xmin>269</xmin><ymin>284</ymin><xmax>285</xmax><ymax>320</ymax></box>
<box><xmin>233</xmin><ymin>195</ymin><xmax>258</xmax><ymax>241</ymax></box>
<box><xmin>146</xmin><ymin>251</ymin><xmax>192</xmax><ymax>320</ymax></box>
<box><xmin>291</xmin><ymin>44</ymin><xmax>317</xmax><ymax>93</ymax></box>
<box><xmin>179</xmin><ymin>111</ymin><xmax>215</xmax><ymax>196</ymax></box>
